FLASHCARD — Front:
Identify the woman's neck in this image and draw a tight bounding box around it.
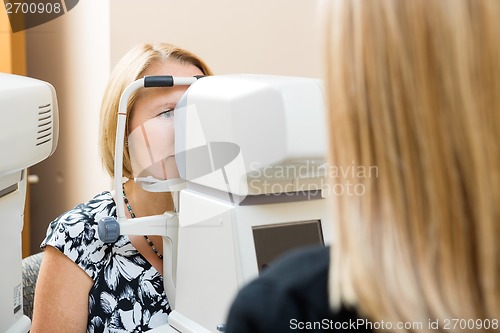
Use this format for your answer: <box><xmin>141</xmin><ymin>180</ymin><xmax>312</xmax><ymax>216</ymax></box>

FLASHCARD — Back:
<box><xmin>122</xmin><ymin>180</ymin><xmax>174</xmax><ymax>217</ymax></box>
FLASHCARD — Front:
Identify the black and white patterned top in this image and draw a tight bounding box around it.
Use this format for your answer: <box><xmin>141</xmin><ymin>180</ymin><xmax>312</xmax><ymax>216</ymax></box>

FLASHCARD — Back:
<box><xmin>41</xmin><ymin>191</ymin><xmax>170</xmax><ymax>332</ymax></box>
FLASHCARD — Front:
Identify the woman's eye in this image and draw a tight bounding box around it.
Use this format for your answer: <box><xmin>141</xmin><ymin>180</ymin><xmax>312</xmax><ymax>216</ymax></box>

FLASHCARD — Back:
<box><xmin>158</xmin><ymin>109</ymin><xmax>174</xmax><ymax>119</ymax></box>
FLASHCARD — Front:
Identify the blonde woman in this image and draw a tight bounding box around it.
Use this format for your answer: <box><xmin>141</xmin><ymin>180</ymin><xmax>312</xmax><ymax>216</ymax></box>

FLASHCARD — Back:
<box><xmin>226</xmin><ymin>0</ymin><xmax>499</xmax><ymax>332</ymax></box>
<box><xmin>31</xmin><ymin>43</ymin><xmax>212</xmax><ymax>332</ymax></box>
<box><xmin>327</xmin><ymin>0</ymin><xmax>499</xmax><ymax>330</ymax></box>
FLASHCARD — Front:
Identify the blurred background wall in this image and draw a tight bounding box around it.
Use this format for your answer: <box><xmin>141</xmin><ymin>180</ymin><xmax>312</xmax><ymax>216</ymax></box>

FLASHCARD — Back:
<box><xmin>6</xmin><ymin>0</ymin><xmax>323</xmax><ymax>255</ymax></box>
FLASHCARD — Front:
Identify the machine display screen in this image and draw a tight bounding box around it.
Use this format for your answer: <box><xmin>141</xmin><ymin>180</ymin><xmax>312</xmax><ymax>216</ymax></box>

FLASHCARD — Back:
<box><xmin>252</xmin><ymin>220</ymin><xmax>324</xmax><ymax>273</ymax></box>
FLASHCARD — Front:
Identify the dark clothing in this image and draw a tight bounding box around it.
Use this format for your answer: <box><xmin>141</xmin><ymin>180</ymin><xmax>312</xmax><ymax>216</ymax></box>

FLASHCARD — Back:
<box><xmin>225</xmin><ymin>246</ymin><xmax>372</xmax><ymax>332</ymax></box>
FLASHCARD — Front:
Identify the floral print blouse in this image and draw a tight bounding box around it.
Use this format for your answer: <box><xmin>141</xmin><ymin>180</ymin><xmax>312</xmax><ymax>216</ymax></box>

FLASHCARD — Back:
<box><xmin>41</xmin><ymin>191</ymin><xmax>170</xmax><ymax>332</ymax></box>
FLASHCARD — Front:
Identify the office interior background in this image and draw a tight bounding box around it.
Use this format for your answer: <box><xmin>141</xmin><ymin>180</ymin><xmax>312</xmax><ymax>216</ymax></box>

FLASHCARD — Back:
<box><xmin>0</xmin><ymin>0</ymin><xmax>323</xmax><ymax>256</ymax></box>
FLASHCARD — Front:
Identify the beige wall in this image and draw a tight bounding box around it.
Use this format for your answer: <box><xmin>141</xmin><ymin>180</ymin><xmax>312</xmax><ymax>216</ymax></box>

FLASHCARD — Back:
<box><xmin>26</xmin><ymin>0</ymin><xmax>111</xmax><ymax>253</ymax></box>
<box><xmin>108</xmin><ymin>0</ymin><xmax>324</xmax><ymax>77</ymax></box>
<box><xmin>26</xmin><ymin>0</ymin><xmax>324</xmax><ymax>253</ymax></box>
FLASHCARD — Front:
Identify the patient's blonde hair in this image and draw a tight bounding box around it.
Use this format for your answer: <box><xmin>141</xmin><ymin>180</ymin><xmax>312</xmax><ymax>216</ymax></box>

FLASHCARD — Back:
<box><xmin>324</xmin><ymin>0</ymin><xmax>500</xmax><ymax>330</ymax></box>
<box><xmin>99</xmin><ymin>43</ymin><xmax>212</xmax><ymax>179</ymax></box>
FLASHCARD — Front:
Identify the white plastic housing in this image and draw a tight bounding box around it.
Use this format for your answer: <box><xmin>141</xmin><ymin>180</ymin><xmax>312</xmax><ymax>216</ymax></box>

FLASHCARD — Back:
<box><xmin>0</xmin><ymin>73</ymin><xmax>59</xmax><ymax>333</ymax></box>
<box><xmin>175</xmin><ymin>74</ymin><xmax>327</xmax><ymax>196</ymax></box>
<box><xmin>0</xmin><ymin>73</ymin><xmax>59</xmax><ymax>182</ymax></box>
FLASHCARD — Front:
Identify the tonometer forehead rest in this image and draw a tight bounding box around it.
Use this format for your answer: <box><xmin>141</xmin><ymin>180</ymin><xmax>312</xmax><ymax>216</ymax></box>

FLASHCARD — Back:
<box><xmin>143</xmin><ymin>75</ymin><xmax>205</xmax><ymax>88</ymax></box>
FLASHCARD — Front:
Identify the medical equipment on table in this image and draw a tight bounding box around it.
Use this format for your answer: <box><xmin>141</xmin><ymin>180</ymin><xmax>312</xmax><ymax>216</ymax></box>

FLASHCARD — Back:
<box><xmin>0</xmin><ymin>73</ymin><xmax>59</xmax><ymax>333</ymax></box>
<box><xmin>98</xmin><ymin>74</ymin><xmax>331</xmax><ymax>333</ymax></box>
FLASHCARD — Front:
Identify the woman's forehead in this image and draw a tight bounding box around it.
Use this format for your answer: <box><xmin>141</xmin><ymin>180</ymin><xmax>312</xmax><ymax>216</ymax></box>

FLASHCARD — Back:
<box><xmin>142</xmin><ymin>60</ymin><xmax>203</xmax><ymax>77</ymax></box>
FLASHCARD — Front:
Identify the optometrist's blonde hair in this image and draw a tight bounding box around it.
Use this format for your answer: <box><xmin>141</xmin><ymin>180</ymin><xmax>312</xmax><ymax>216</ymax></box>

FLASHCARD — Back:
<box><xmin>99</xmin><ymin>43</ymin><xmax>213</xmax><ymax>179</ymax></box>
<box><xmin>324</xmin><ymin>0</ymin><xmax>500</xmax><ymax>330</ymax></box>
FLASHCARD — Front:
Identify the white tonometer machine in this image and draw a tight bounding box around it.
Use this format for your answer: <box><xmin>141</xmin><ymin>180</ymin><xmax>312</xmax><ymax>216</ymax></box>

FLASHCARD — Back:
<box><xmin>98</xmin><ymin>74</ymin><xmax>332</xmax><ymax>332</ymax></box>
<box><xmin>0</xmin><ymin>72</ymin><xmax>330</xmax><ymax>333</ymax></box>
<box><xmin>0</xmin><ymin>73</ymin><xmax>59</xmax><ymax>333</ymax></box>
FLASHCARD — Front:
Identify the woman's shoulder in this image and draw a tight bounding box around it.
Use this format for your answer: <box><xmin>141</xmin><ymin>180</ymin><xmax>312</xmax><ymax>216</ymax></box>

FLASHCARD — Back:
<box><xmin>43</xmin><ymin>190</ymin><xmax>116</xmax><ymax>242</ymax></box>
<box><xmin>41</xmin><ymin>191</ymin><xmax>118</xmax><ymax>279</ymax></box>
<box><xmin>57</xmin><ymin>191</ymin><xmax>116</xmax><ymax>225</ymax></box>
<box><xmin>42</xmin><ymin>191</ymin><xmax>115</xmax><ymax>248</ymax></box>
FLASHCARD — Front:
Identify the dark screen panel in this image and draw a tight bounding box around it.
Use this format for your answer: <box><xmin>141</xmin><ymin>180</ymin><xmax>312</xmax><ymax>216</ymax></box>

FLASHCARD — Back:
<box><xmin>252</xmin><ymin>220</ymin><xmax>323</xmax><ymax>273</ymax></box>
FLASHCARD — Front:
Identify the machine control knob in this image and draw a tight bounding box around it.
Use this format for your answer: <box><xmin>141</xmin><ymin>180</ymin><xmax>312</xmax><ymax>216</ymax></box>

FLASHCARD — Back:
<box><xmin>98</xmin><ymin>217</ymin><xmax>120</xmax><ymax>243</ymax></box>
